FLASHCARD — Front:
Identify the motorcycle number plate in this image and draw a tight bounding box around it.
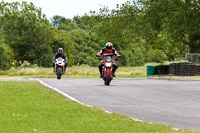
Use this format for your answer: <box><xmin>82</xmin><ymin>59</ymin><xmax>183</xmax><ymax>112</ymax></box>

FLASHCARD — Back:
<box><xmin>106</xmin><ymin>63</ymin><xmax>112</xmax><ymax>67</ymax></box>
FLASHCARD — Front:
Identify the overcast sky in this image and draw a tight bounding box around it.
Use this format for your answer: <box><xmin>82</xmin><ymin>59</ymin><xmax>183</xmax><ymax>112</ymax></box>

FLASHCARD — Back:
<box><xmin>4</xmin><ymin>0</ymin><xmax>128</xmax><ymax>19</ymax></box>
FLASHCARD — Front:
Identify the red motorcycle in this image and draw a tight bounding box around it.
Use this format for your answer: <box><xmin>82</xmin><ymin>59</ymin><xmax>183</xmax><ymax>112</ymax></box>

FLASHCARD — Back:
<box><xmin>101</xmin><ymin>56</ymin><xmax>116</xmax><ymax>86</ymax></box>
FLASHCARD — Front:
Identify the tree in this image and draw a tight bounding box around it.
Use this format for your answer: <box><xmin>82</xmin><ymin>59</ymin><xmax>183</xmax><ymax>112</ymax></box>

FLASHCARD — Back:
<box><xmin>51</xmin><ymin>15</ymin><xmax>104</xmax><ymax>66</ymax></box>
<box><xmin>50</xmin><ymin>29</ymin><xmax>75</xmax><ymax>66</ymax></box>
<box><xmin>1</xmin><ymin>1</ymin><xmax>54</xmax><ymax>66</ymax></box>
<box><xmin>70</xmin><ymin>28</ymin><xmax>102</xmax><ymax>66</ymax></box>
<box><xmin>52</xmin><ymin>15</ymin><xmax>79</xmax><ymax>31</ymax></box>
<box><xmin>140</xmin><ymin>0</ymin><xmax>200</xmax><ymax>53</ymax></box>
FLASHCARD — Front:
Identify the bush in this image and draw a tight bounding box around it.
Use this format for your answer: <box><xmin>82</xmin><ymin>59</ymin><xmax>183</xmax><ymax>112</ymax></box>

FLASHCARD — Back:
<box><xmin>119</xmin><ymin>47</ymin><xmax>145</xmax><ymax>67</ymax></box>
<box><xmin>130</xmin><ymin>47</ymin><xmax>145</xmax><ymax>66</ymax></box>
<box><xmin>0</xmin><ymin>43</ymin><xmax>13</xmax><ymax>70</ymax></box>
<box><xmin>37</xmin><ymin>46</ymin><xmax>54</xmax><ymax>67</ymax></box>
<box><xmin>144</xmin><ymin>48</ymin><xmax>167</xmax><ymax>63</ymax></box>
<box><xmin>152</xmin><ymin>49</ymin><xmax>168</xmax><ymax>63</ymax></box>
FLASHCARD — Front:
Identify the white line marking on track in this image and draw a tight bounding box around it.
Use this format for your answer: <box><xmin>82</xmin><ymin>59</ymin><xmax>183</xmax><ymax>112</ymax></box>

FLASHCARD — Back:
<box><xmin>104</xmin><ymin>110</ymin><xmax>112</xmax><ymax>114</ymax></box>
<box><xmin>36</xmin><ymin>79</ymin><xmax>85</xmax><ymax>106</ymax></box>
<box><xmin>172</xmin><ymin>128</ymin><xmax>179</xmax><ymax>131</ymax></box>
<box><xmin>131</xmin><ymin>118</ymin><xmax>144</xmax><ymax>122</ymax></box>
<box><xmin>36</xmin><ymin>79</ymin><xmax>180</xmax><ymax>131</ymax></box>
<box><xmin>36</xmin><ymin>79</ymin><xmax>113</xmax><ymax>114</ymax></box>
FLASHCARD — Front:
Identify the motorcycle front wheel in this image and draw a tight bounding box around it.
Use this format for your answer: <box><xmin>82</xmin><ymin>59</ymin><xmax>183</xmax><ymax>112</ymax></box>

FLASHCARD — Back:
<box><xmin>57</xmin><ymin>68</ymin><xmax>62</xmax><ymax>80</ymax></box>
<box><xmin>105</xmin><ymin>70</ymin><xmax>110</xmax><ymax>86</ymax></box>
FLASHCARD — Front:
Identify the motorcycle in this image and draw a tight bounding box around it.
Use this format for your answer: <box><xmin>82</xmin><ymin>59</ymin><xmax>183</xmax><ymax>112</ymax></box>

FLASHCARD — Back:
<box><xmin>54</xmin><ymin>57</ymin><xmax>65</xmax><ymax>79</ymax></box>
<box><xmin>100</xmin><ymin>56</ymin><xmax>115</xmax><ymax>86</ymax></box>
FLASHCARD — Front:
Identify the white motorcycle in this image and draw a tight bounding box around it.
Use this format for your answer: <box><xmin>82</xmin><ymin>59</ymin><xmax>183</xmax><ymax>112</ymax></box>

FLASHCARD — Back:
<box><xmin>54</xmin><ymin>57</ymin><xmax>65</xmax><ymax>79</ymax></box>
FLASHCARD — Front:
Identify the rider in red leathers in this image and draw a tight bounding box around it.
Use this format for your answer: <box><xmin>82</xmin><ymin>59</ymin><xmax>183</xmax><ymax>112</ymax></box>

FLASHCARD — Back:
<box><xmin>96</xmin><ymin>42</ymin><xmax>121</xmax><ymax>78</ymax></box>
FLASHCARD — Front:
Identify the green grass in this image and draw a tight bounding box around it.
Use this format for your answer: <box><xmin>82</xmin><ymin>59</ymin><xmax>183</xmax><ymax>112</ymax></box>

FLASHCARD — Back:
<box><xmin>0</xmin><ymin>66</ymin><xmax>147</xmax><ymax>78</ymax></box>
<box><xmin>1</xmin><ymin>65</ymin><xmax>200</xmax><ymax>79</ymax></box>
<box><xmin>0</xmin><ymin>81</ymin><xmax>198</xmax><ymax>133</ymax></box>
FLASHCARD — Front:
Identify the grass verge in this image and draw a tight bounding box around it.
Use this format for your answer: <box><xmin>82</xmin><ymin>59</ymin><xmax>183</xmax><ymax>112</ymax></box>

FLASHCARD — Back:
<box><xmin>0</xmin><ymin>81</ymin><xmax>198</xmax><ymax>133</ymax></box>
<box><xmin>0</xmin><ymin>66</ymin><xmax>147</xmax><ymax>78</ymax></box>
<box><xmin>1</xmin><ymin>66</ymin><xmax>200</xmax><ymax>79</ymax></box>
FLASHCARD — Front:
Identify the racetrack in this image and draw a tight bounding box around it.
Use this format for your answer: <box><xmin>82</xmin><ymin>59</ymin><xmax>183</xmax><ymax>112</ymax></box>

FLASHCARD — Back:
<box><xmin>38</xmin><ymin>78</ymin><xmax>200</xmax><ymax>131</ymax></box>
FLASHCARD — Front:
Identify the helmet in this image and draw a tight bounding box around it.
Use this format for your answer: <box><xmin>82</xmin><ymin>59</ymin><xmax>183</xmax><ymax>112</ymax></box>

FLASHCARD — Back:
<box><xmin>58</xmin><ymin>48</ymin><xmax>63</xmax><ymax>53</ymax></box>
<box><xmin>105</xmin><ymin>42</ymin><xmax>113</xmax><ymax>51</ymax></box>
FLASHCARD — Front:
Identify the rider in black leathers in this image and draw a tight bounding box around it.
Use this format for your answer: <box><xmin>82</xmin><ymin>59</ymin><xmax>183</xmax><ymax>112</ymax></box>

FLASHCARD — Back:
<box><xmin>53</xmin><ymin>48</ymin><xmax>68</xmax><ymax>73</ymax></box>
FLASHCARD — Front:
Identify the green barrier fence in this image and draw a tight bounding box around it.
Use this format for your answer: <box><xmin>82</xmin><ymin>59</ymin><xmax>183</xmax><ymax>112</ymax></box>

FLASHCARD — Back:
<box><xmin>147</xmin><ymin>66</ymin><xmax>157</xmax><ymax>76</ymax></box>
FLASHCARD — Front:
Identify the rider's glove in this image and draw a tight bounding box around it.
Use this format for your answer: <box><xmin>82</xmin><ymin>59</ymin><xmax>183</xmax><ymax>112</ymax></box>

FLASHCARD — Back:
<box><xmin>64</xmin><ymin>59</ymin><xmax>68</xmax><ymax>63</ymax></box>
<box><xmin>115</xmin><ymin>56</ymin><xmax>120</xmax><ymax>60</ymax></box>
<box><xmin>98</xmin><ymin>57</ymin><xmax>102</xmax><ymax>60</ymax></box>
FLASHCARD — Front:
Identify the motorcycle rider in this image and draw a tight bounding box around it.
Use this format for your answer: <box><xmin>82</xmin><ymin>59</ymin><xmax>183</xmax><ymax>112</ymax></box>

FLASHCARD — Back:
<box><xmin>53</xmin><ymin>48</ymin><xmax>68</xmax><ymax>74</ymax></box>
<box><xmin>96</xmin><ymin>42</ymin><xmax>121</xmax><ymax>78</ymax></box>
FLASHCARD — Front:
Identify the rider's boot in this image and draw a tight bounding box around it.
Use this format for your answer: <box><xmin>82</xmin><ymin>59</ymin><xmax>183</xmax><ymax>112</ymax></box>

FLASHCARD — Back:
<box><xmin>112</xmin><ymin>72</ymin><xmax>116</xmax><ymax>77</ymax></box>
<box><xmin>100</xmin><ymin>73</ymin><xmax>103</xmax><ymax>78</ymax></box>
<box><xmin>53</xmin><ymin>67</ymin><xmax>55</xmax><ymax>73</ymax></box>
<box><xmin>112</xmin><ymin>66</ymin><xmax>117</xmax><ymax>77</ymax></box>
<box><xmin>64</xmin><ymin>64</ymin><xmax>67</xmax><ymax>74</ymax></box>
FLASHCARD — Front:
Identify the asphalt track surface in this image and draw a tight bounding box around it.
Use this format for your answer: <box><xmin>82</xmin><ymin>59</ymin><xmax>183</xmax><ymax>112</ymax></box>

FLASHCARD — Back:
<box><xmin>35</xmin><ymin>78</ymin><xmax>200</xmax><ymax>131</ymax></box>
<box><xmin>1</xmin><ymin>78</ymin><xmax>200</xmax><ymax>131</ymax></box>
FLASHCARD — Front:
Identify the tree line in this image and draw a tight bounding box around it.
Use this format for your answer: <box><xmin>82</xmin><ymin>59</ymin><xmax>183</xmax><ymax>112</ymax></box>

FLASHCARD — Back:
<box><xmin>0</xmin><ymin>0</ymin><xmax>199</xmax><ymax>70</ymax></box>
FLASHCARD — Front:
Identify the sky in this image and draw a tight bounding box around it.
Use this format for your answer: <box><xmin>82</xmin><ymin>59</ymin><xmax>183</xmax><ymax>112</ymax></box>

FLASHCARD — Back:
<box><xmin>4</xmin><ymin>0</ymin><xmax>128</xmax><ymax>19</ymax></box>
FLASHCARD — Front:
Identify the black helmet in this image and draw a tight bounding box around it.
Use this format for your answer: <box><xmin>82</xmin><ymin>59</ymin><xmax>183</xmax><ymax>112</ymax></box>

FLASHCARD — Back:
<box><xmin>58</xmin><ymin>48</ymin><xmax>63</xmax><ymax>53</ymax></box>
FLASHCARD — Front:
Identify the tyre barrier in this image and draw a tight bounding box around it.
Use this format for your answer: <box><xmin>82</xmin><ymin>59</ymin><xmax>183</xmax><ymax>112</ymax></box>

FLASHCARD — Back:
<box><xmin>156</xmin><ymin>65</ymin><xmax>170</xmax><ymax>75</ymax></box>
<box><xmin>147</xmin><ymin>63</ymin><xmax>200</xmax><ymax>76</ymax></box>
<box><xmin>169</xmin><ymin>63</ymin><xmax>200</xmax><ymax>76</ymax></box>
